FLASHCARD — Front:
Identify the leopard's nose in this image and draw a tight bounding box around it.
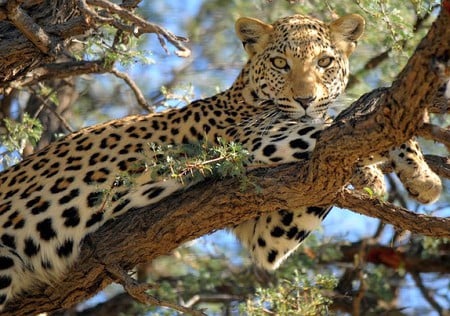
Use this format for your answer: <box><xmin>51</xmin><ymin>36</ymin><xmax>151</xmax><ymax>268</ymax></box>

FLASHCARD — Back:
<box><xmin>294</xmin><ymin>96</ymin><xmax>316</xmax><ymax>109</ymax></box>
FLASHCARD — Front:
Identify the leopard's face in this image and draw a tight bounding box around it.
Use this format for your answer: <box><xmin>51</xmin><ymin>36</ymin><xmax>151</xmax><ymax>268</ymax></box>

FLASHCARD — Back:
<box><xmin>236</xmin><ymin>14</ymin><xmax>365</xmax><ymax>121</ymax></box>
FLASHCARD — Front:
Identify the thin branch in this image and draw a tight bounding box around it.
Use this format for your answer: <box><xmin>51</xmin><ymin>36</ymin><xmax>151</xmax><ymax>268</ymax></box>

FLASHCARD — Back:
<box><xmin>5</xmin><ymin>61</ymin><xmax>154</xmax><ymax>113</ymax></box>
<box><xmin>371</xmin><ymin>221</ymin><xmax>386</xmax><ymax>241</ymax></box>
<box><xmin>106</xmin><ymin>265</ymin><xmax>205</xmax><ymax>316</ymax></box>
<box><xmin>28</xmin><ymin>86</ymin><xmax>74</xmax><ymax>132</ymax></box>
<box><xmin>410</xmin><ymin>272</ymin><xmax>445</xmax><ymax>316</ymax></box>
<box><xmin>109</xmin><ymin>68</ymin><xmax>153</xmax><ymax>112</ymax></box>
<box><xmin>335</xmin><ymin>189</ymin><xmax>450</xmax><ymax>238</ymax></box>
<box><xmin>183</xmin><ymin>294</ymin><xmax>245</xmax><ymax>308</ymax></box>
<box><xmin>347</xmin><ymin>2</ymin><xmax>438</xmax><ymax>89</ymax></box>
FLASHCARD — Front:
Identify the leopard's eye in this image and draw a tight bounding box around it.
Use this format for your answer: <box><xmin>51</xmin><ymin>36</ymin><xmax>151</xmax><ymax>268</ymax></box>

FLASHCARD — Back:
<box><xmin>317</xmin><ymin>56</ymin><xmax>334</xmax><ymax>68</ymax></box>
<box><xmin>271</xmin><ymin>57</ymin><xmax>289</xmax><ymax>70</ymax></box>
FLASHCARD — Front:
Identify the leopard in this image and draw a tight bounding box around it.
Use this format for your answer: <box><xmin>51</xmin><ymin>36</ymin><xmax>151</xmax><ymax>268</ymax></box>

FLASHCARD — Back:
<box><xmin>0</xmin><ymin>13</ymin><xmax>441</xmax><ymax>311</ymax></box>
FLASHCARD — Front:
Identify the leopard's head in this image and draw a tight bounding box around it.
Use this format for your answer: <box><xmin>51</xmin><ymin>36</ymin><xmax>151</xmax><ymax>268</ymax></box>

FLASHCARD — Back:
<box><xmin>236</xmin><ymin>13</ymin><xmax>364</xmax><ymax>121</ymax></box>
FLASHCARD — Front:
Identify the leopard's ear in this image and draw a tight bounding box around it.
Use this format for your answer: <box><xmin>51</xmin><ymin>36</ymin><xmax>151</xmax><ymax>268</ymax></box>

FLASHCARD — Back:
<box><xmin>329</xmin><ymin>14</ymin><xmax>365</xmax><ymax>56</ymax></box>
<box><xmin>235</xmin><ymin>17</ymin><xmax>273</xmax><ymax>57</ymax></box>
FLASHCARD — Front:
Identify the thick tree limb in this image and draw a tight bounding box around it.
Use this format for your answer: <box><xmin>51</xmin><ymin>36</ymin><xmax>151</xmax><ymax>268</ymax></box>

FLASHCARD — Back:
<box><xmin>6</xmin><ymin>0</ymin><xmax>55</xmax><ymax>54</ymax></box>
<box><xmin>3</xmin><ymin>2</ymin><xmax>450</xmax><ymax>315</ymax></box>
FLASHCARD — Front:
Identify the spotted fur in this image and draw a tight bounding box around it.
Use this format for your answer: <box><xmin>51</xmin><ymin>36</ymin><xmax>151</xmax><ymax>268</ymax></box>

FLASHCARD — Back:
<box><xmin>0</xmin><ymin>14</ymin><xmax>441</xmax><ymax>310</ymax></box>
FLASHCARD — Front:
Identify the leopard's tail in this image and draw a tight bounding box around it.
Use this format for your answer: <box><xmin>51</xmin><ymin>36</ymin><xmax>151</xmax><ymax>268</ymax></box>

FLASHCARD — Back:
<box><xmin>0</xmin><ymin>245</ymin><xmax>20</xmax><ymax>311</ymax></box>
<box><xmin>233</xmin><ymin>206</ymin><xmax>331</xmax><ymax>270</ymax></box>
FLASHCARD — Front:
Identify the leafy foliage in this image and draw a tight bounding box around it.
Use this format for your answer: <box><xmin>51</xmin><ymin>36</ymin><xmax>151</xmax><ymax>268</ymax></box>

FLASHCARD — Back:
<box><xmin>76</xmin><ymin>25</ymin><xmax>154</xmax><ymax>67</ymax></box>
<box><xmin>0</xmin><ymin>113</ymin><xmax>42</xmax><ymax>167</ymax></box>
<box><xmin>242</xmin><ymin>272</ymin><xmax>338</xmax><ymax>316</ymax></box>
<box><xmin>147</xmin><ymin>138</ymin><xmax>251</xmax><ymax>185</ymax></box>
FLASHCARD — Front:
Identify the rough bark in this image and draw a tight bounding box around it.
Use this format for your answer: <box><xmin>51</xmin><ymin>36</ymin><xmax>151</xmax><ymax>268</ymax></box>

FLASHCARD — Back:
<box><xmin>0</xmin><ymin>0</ymin><xmax>88</xmax><ymax>84</ymax></box>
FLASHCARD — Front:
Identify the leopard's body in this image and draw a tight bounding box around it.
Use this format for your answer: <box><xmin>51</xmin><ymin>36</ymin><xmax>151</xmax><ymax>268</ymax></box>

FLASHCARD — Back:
<box><xmin>0</xmin><ymin>14</ymin><xmax>441</xmax><ymax>310</ymax></box>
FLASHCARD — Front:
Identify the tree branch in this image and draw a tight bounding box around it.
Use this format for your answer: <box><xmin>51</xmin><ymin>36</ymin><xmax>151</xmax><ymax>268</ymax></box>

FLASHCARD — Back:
<box><xmin>105</xmin><ymin>265</ymin><xmax>205</xmax><ymax>315</ymax></box>
<box><xmin>109</xmin><ymin>68</ymin><xmax>153</xmax><ymax>112</ymax></box>
<box><xmin>3</xmin><ymin>2</ymin><xmax>450</xmax><ymax>315</ymax></box>
<box><xmin>410</xmin><ymin>272</ymin><xmax>445</xmax><ymax>316</ymax></box>
<box><xmin>335</xmin><ymin>189</ymin><xmax>449</xmax><ymax>238</ymax></box>
<box><xmin>424</xmin><ymin>155</ymin><xmax>450</xmax><ymax>179</ymax></box>
<box><xmin>2</xmin><ymin>60</ymin><xmax>107</xmax><ymax>88</ymax></box>
<box><xmin>418</xmin><ymin>123</ymin><xmax>450</xmax><ymax>149</ymax></box>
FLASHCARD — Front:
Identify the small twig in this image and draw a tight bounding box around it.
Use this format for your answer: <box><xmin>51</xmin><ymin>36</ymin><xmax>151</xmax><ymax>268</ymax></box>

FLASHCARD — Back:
<box><xmin>28</xmin><ymin>86</ymin><xmax>74</xmax><ymax>132</ymax></box>
<box><xmin>410</xmin><ymin>272</ymin><xmax>445</xmax><ymax>316</ymax></box>
<box><xmin>6</xmin><ymin>0</ymin><xmax>54</xmax><ymax>54</ymax></box>
<box><xmin>326</xmin><ymin>242</ymin><xmax>450</xmax><ymax>274</ymax></box>
<box><xmin>371</xmin><ymin>221</ymin><xmax>386</xmax><ymax>241</ymax></box>
<box><xmin>183</xmin><ymin>294</ymin><xmax>244</xmax><ymax>308</ymax></box>
<box><xmin>106</xmin><ymin>265</ymin><xmax>206</xmax><ymax>316</ymax></box>
<box><xmin>109</xmin><ymin>68</ymin><xmax>153</xmax><ymax>112</ymax></box>
<box><xmin>378</xmin><ymin>2</ymin><xmax>401</xmax><ymax>46</ymax></box>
